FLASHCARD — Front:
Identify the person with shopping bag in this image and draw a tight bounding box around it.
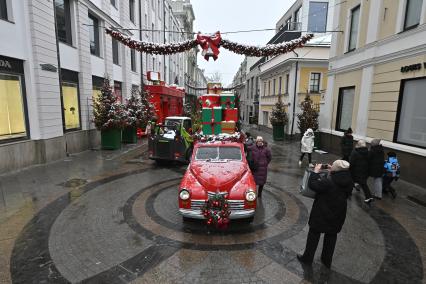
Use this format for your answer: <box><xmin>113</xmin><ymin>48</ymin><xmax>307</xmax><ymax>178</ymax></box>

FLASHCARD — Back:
<box><xmin>297</xmin><ymin>160</ymin><xmax>353</xmax><ymax>269</ymax></box>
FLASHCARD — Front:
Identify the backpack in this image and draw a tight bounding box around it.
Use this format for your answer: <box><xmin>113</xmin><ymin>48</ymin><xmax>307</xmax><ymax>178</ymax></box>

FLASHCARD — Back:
<box><xmin>384</xmin><ymin>157</ymin><xmax>400</xmax><ymax>178</ymax></box>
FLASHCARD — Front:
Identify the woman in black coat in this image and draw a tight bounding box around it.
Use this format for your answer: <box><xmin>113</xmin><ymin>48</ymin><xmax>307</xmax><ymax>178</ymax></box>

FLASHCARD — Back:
<box><xmin>340</xmin><ymin>128</ymin><xmax>354</xmax><ymax>161</ymax></box>
<box><xmin>297</xmin><ymin>160</ymin><xmax>353</xmax><ymax>269</ymax></box>
<box><xmin>350</xmin><ymin>140</ymin><xmax>373</xmax><ymax>203</ymax></box>
<box><xmin>368</xmin><ymin>139</ymin><xmax>385</xmax><ymax>199</ymax></box>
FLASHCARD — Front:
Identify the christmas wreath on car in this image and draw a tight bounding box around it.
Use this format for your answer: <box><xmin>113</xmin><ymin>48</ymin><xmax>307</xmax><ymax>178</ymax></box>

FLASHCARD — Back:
<box><xmin>201</xmin><ymin>193</ymin><xmax>231</xmax><ymax>229</ymax></box>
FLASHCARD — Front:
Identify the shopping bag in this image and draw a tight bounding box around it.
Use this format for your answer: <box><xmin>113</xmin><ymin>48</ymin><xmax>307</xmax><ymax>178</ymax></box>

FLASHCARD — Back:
<box><xmin>299</xmin><ymin>168</ymin><xmax>328</xmax><ymax>199</ymax></box>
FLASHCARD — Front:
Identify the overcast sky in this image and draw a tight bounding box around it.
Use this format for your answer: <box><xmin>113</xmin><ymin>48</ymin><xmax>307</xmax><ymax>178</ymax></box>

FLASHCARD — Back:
<box><xmin>191</xmin><ymin>0</ymin><xmax>296</xmax><ymax>86</ymax></box>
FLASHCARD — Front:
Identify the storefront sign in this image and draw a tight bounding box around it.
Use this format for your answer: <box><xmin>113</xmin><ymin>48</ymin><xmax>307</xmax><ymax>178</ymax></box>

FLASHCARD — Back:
<box><xmin>401</xmin><ymin>63</ymin><xmax>424</xmax><ymax>73</ymax></box>
<box><xmin>0</xmin><ymin>56</ymin><xmax>24</xmax><ymax>74</ymax></box>
<box><xmin>40</xmin><ymin>63</ymin><xmax>57</xmax><ymax>73</ymax></box>
<box><xmin>0</xmin><ymin>59</ymin><xmax>12</xmax><ymax>69</ymax></box>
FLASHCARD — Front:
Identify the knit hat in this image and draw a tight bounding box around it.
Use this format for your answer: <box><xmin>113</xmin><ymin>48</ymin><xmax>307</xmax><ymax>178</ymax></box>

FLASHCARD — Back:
<box><xmin>330</xmin><ymin>160</ymin><xmax>350</xmax><ymax>172</ymax></box>
<box><xmin>256</xmin><ymin>136</ymin><xmax>263</xmax><ymax>142</ymax></box>
<box><xmin>356</xmin><ymin>140</ymin><xmax>366</xmax><ymax>148</ymax></box>
<box><xmin>370</xmin><ymin>139</ymin><xmax>381</xmax><ymax>147</ymax></box>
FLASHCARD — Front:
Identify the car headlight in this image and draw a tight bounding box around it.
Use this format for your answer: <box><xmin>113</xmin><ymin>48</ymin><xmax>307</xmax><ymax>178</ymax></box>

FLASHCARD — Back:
<box><xmin>179</xmin><ymin>189</ymin><xmax>190</xmax><ymax>200</ymax></box>
<box><xmin>245</xmin><ymin>189</ymin><xmax>256</xmax><ymax>202</ymax></box>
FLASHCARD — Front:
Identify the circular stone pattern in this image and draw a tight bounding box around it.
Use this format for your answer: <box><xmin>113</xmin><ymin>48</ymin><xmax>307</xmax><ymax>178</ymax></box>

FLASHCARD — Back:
<box><xmin>127</xmin><ymin>181</ymin><xmax>309</xmax><ymax>249</ymax></box>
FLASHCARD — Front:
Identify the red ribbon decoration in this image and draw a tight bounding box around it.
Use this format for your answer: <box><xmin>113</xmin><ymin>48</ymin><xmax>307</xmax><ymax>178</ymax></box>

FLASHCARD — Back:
<box><xmin>197</xmin><ymin>32</ymin><xmax>222</xmax><ymax>61</ymax></box>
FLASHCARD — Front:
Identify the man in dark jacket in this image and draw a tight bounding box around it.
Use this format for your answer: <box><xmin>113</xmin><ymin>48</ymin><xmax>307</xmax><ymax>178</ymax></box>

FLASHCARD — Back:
<box><xmin>350</xmin><ymin>140</ymin><xmax>373</xmax><ymax>203</ymax></box>
<box><xmin>368</xmin><ymin>139</ymin><xmax>385</xmax><ymax>199</ymax></box>
<box><xmin>249</xmin><ymin>136</ymin><xmax>271</xmax><ymax>198</ymax></box>
<box><xmin>297</xmin><ymin>160</ymin><xmax>353</xmax><ymax>269</ymax></box>
<box><xmin>340</xmin><ymin>128</ymin><xmax>354</xmax><ymax>161</ymax></box>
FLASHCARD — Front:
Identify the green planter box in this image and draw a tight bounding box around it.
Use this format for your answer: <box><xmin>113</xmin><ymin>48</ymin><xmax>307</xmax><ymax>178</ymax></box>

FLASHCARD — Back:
<box><xmin>272</xmin><ymin>124</ymin><xmax>285</xmax><ymax>141</ymax></box>
<box><xmin>101</xmin><ymin>128</ymin><xmax>122</xmax><ymax>150</ymax></box>
<box><xmin>122</xmin><ymin>127</ymin><xmax>137</xmax><ymax>144</ymax></box>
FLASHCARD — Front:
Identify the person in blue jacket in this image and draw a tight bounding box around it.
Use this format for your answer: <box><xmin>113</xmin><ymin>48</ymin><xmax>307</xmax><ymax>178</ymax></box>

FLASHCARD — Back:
<box><xmin>383</xmin><ymin>151</ymin><xmax>400</xmax><ymax>199</ymax></box>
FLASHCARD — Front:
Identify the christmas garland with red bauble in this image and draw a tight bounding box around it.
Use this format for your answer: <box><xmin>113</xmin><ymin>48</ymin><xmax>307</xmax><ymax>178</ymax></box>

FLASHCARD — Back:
<box><xmin>201</xmin><ymin>193</ymin><xmax>231</xmax><ymax>229</ymax></box>
<box><xmin>106</xmin><ymin>28</ymin><xmax>314</xmax><ymax>61</ymax></box>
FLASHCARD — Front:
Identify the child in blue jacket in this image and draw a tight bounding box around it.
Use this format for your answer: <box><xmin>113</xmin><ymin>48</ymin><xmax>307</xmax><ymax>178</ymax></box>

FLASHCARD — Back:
<box><xmin>383</xmin><ymin>152</ymin><xmax>400</xmax><ymax>199</ymax></box>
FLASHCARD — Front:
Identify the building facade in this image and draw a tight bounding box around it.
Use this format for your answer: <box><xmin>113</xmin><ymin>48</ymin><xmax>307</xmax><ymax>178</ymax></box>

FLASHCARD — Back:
<box><xmin>321</xmin><ymin>0</ymin><xmax>426</xmax><ymax>186</ymax></box>
<box><xmin>0</xmin><ymin>0</ymin><xmax>206</xmax><ymax>174</ymax></box>
<box><xmin>258</xmin><ymin>0</ymin><xmax>334</xmax><ymax>134</ymax></box>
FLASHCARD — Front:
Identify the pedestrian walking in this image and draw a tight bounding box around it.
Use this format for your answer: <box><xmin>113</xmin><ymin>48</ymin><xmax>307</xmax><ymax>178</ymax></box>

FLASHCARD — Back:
<box><xmin>340</xmin><ymin>128</ymin><xmax>354</xmax><ymax>161</ymax></box>
<box><xmin>368</xmin><ymin>139</ymin><xmax>385</xmax><ymax>200</ymax></box>
<box><xmin>350</xmin><ymin>140</ymin><xmax>374</xmax><ymax>204</ymax></box>
<box><xmin>383</xmin><ymin>151</ymin><xmax>400</xmax><ymax>199</ymax></box>
<box><xmin>297</xmin><ymin>160</ymin><xmax>354</xmax><ymax>269</ymax></box>
<box><xmin>249</xmin><ymin>136</ymin><xmax>272</xmax><ymax>198</ymax></box>
<box><xmin>299</xmin><ymin>128</ymin><xmax>315</xmax><ymax>167</ymax></box>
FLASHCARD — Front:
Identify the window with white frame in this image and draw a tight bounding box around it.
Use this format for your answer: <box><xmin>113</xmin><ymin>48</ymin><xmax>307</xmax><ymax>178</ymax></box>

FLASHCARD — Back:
<box><xmin>112</xmin><ymin>38</ymin><xmax>120</xmax><ymax>65</ymax></box>
<box><xmin>336</xmin><ymin>87</ymin><xmax>355</xmax><ymax>131</ymax></box>
<box><xmin>308</xmin><ymin>2</ymin><xmax>328</xmax><ymax>32</ymax></box>
<box><xmin>263</xmin><ymin>111</ymin><xmax>269</xmax><ymax>126</ymax></box>
<box><xmin>279</xmin><ymin>76</ymin><xmax>282</xmax><ymax>95</ymax></box>
<box><xmin>131</xmin><ymin>49</ymin><xmax>136</xmax><ymax>72</ymax></box>
<box><xmin>396</xmin><ymin>77</ymin><xmax>426</xmax><ymax>148</ymax></box>
<box><xmin>348</xmin><ymin>5</ymin><xmax>360</xmax><ymax>52</ymax></box>
<box><xmin>0</xmin><ymin>0</ymin><xmax>8</xmax><ymax>20</ymax></box>
<box><xmin>273</xmin><ymin>79</ymin><xmax>276</xmax><ymax>95</ymax></box>
<box><xmin>88</xmin><ymin>13</ymin><xmax>100</xmax><ymax>56</ymax></box>
<box><xmin>309</xmin><ymin>73</ymin><xmax>321</xmax><ymax>93</ymax></box>
<box><xmin>263</xmin><ymin>82</ymin><xmax>266</xmax><ymax>96</ymax></box>
<box><xmin>55</xmin><ymin>0</ymin><xmax>73</xmax><ymax>45</ymax></box>
<box><xmin>285</xmin><ymin>74</ymin><xmax>289</xmax><ymax>94</ymax></box>
<box><xmin>129</xmin><ymin>0</ymin><xmax>135</xmax><ymax>23</ymax></box>
<box><xmin>404</xmin><ymin>0</ymin><xmax>423</xmax><ymax>30</ymax></box>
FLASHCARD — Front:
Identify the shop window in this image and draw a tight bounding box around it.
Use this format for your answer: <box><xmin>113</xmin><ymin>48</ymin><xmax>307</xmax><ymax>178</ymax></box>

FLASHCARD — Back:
<box><xmin>308</xmin><ymin>2</ymin><xmax>328</xmax><ymax>32</ymax></box>
<box><xmin>114</xmin><ymin>81</ymin><xmax>122</xmax><ymax>103</ymax></box>
<box><xmin>348</xmin><ymin>5</ymin><xmax>360</xmax><ymax>52</ymax></box>
<box><xmin>395</xmin><ymin>77</ymin><xmax>426</xmax><ymax>148</ymax></box>
<box><xmin>92</xmin><ymin>76</ymin><xmax>104</xmax><ymax>103</ymax></box>
<box><xmin>0</xmin><ymin>0</ymin><xmax>8</xmax><ymax>20</ymax></box>
<box><xmin>88</xmin><ymin>13</ymin><xmax>100</xmax><ymax>56</ymax></box>
<box><xmin>62</xmin><ymin>82</ymin><xmax>80</xmax><ymax>130</ymax></box>
<box><xmin>336</xmin><ymin>87</ymin><xmax>355</xmax><ymax>132</ymax></box>
<box><xmin>310</xmin><ymin>73</ymin><xmax>321</xmax><ymax>93</ymax></box>
<box><xmin>55</xmin><ymin>0</ymin><xmax>73</xmax><ymax>45</ymax></box>
<box><xmin>404</xmin><ymin>0</ymin><xmax>423</xmax><ymax>30</ymax></box>
<box><xmin>0</xmin><ymin>74</ymin><xmax>27</xmax><ymax>141</ymax></box>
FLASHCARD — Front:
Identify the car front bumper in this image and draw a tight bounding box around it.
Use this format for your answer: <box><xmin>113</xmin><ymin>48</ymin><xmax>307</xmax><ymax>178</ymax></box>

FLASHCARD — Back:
<box><xmin>179</xmin><ymin>208</ymin><xmax>255</xmax><ymax>220</ymax></box>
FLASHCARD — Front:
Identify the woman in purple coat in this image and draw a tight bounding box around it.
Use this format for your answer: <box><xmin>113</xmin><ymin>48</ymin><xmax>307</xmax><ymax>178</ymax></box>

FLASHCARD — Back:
<box><xmin>249</xmin><ymin>136</ymin><xmax>272</xmax><ymax>198</ymax></box>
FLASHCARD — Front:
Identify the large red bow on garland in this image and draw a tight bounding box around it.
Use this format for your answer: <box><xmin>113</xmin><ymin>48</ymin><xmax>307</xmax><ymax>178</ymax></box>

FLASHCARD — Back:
<box><xmin>197</xmin><ymin>32</ymin><xmax>222</xmax><ymax>61</ymax></box>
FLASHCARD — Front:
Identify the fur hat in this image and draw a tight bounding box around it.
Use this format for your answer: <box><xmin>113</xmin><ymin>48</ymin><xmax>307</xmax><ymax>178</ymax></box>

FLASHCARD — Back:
<box><xmin>370</xmin><ymin>139</ymin><xmax>381</xmax><ymax>147</ymax></box>
<box><xmin>331</xmin><ymin>160</ymin><xmax>350</xmax><ymax>172</ymax></box>
<box><xmin>356</xmin><ymin>140</ymin><xmax>367</xmax><ymax>148</ymax></box>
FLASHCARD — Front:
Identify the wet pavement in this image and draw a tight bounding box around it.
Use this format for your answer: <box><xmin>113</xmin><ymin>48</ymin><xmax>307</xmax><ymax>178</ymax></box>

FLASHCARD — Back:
<box><xmin>1</xmin><ymin>130</ymin><xmax>425</xmax><ymax>283</ymax></box>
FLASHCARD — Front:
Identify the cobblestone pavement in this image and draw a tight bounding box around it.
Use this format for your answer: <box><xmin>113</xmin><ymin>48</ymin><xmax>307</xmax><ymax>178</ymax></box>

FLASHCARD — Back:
<box><xmin>1</xmin><ymin>131</ymin><xmax>425</xmax><ymax>283</ymax></box>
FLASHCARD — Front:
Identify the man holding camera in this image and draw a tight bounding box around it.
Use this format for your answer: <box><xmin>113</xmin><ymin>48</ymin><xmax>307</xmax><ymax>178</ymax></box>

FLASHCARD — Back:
<box><xmin>297</xmin><ymin>160</ymin><xmax>354</xmax><ymax>269</ymax></box>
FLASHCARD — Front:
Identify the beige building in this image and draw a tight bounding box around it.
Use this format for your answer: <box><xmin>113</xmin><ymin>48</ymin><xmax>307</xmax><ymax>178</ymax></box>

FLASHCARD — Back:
<box><xmin>321</xmin><ymin>0</ymin><xmax>426</xmax><ymax>186</ymax></box>
<box><xmin>258</xmin><ymin>0</ymin><xmax>335</xmax><ymax>134</ymax></box>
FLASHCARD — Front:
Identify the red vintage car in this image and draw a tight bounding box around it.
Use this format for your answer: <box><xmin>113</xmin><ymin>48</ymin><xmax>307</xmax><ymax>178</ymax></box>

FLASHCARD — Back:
<box><xmin>178</xmin><ymin>140</ymin><xmax>257</xmax><ymax>222</ymax></box>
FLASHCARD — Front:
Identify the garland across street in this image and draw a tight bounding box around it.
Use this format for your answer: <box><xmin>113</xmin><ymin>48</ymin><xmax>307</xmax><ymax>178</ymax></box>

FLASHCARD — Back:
<box><xmin>106</xmin><ymin>28</ymin><xmax>314</xmax><ymax>61</ymax></box>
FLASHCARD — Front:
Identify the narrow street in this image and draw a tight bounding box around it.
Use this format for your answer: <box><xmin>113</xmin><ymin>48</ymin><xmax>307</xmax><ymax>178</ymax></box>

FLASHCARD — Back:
<box><xmin>1</xmin><ymin>129</ymin><xmax>424</xmax><ymax>283</ymax></box>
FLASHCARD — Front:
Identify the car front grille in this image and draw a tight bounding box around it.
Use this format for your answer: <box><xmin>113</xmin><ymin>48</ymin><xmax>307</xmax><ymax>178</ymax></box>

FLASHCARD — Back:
<box><xmin>190</xmin><ymin>199</ymin><xmax>245</xmax><ymax>211</ymax></box>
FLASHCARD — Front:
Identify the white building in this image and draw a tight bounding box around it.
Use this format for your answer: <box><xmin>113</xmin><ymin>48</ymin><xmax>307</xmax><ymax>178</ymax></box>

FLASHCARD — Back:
<box><xmin>0</xmin><ymin>0</ymin><xmax>205</xmax><ymax>174</ymax></box>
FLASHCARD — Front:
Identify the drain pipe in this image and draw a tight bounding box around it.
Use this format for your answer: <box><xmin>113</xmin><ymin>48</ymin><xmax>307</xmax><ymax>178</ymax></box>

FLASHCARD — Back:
<box><xmin>290</xmin><ymin>51</ymin><xmax>299</xmax><ymax>138</ymax></box>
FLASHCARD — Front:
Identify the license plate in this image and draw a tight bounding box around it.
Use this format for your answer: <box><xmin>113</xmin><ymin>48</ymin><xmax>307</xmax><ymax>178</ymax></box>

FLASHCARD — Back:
<box><xmin>159</xmin><ymin>140</ymin><xmax>169</xmax><ymax>143</ymax></box>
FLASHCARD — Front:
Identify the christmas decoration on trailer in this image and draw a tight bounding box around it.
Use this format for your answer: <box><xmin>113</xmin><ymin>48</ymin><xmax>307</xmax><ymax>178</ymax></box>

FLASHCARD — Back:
<box><xmin>106</xmin><ymin>28</ymin><xmax>314</xmax><ymax>61</ymax></box>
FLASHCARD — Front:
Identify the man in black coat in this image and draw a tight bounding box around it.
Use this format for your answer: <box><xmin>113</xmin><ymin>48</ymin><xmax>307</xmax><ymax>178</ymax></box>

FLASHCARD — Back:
<box><xmin>297</xmin><ymin>160</ymin><xmax>353</xmax><ymax>269</ymax></box>
<box><xmin>350</xmin><ymin>140</ymin><xmax>373</xmax><ymax>203</ymax></box>
<box><xmin>340</xmin><ymin>128</ymin><xmax>353</xmax><ymax>161</ymax></box>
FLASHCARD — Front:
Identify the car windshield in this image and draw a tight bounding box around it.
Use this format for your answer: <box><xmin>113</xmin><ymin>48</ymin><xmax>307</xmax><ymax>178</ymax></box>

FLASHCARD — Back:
<box><xmin>164</xmin><ymin>119</ymin><xmax>181</xmax><ymax>131</ymax></box>
<box><xmin>195</xmin><ymin>147</ymin><xmax>242</xmax><ymax>161</ymax></box>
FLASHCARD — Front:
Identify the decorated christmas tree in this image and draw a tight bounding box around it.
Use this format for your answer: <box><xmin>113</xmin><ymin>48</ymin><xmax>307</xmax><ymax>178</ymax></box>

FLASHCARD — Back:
<box><xmin>270</xmin><ymin>95</ymin><xmax>288</xmax><ymax>126</ymax></box>
<box><xmin>93</xmin><ymin>78</ymin><xmax>126</xmax><ymax>130</ymax></box>
<box><xmin>140</xmin><ymin>89</ymin><xmax>156</xmax><ymax>127</ymax></box>
<box><xmin>297</xmin><ymin>95</ymin><xmax>319</xmax><ymax>134</ymax></box>
<box><xmin>124</xmin><ymin>88</ymin><xmax>144</xmax><ymax>128</ymax></box>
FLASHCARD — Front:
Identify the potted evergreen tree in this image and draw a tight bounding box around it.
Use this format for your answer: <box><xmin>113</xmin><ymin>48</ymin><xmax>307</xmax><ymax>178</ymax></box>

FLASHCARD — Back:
<box><xmin>122</xmin><ymin>88</ymin><xmax>143</xmax><ymax>143</ymax></box>
<box><xmin>270</xmin><ymin>95</ymin><xmax>288</xmax><ymax>141</ymax></box>
<box><xmin>140</xmin><ymin>89</ymin><xmax>156</xmax><ymax>135</ymax></box>
<box><xmin>93</xmin><ymin>78</ymin><xmax>126</xmax><ymax>150</ymax></box>
<box><xmin>297</xmin><ymin>95</ymin><xmax>320</xmax><ymax>148</ymax></box>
